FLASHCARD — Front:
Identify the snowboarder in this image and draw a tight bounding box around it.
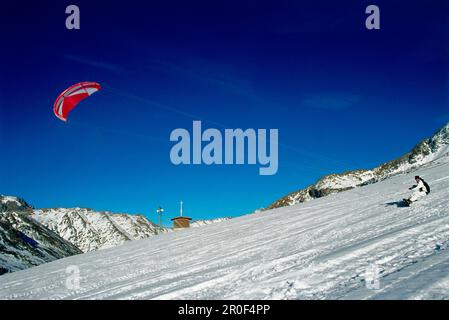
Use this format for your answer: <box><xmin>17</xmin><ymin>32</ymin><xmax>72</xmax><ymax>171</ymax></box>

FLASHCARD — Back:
<box><xmin>403</xmin><ymin>176</ymin><xmax>430</xmax><ymax>206</ymax></box>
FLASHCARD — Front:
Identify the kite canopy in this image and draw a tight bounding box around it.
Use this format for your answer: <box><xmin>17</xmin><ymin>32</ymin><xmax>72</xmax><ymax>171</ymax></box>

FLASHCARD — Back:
<box><xmin>53</xmin><ymin>82</ymin><xmax>101</xmax><ymax>122</ymax></box>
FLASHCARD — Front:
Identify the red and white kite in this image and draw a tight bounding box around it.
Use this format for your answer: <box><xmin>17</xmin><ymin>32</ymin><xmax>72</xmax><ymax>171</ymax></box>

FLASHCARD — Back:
<box><xmin>53</xmin><ymin>82</ymin><xmax>101</xmax><ymax>122</ymax></box>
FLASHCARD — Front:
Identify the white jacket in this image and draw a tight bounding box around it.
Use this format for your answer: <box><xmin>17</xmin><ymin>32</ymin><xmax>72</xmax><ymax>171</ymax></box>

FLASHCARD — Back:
<box><xmin>414</xmin><ymin>180</ymin><xmax>429</xmax><ymax>193</ymax></box>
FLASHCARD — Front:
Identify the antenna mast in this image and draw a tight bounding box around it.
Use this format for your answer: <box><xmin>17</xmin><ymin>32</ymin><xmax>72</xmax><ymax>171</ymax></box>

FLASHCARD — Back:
<box><xmin>156</xmin><ymin>206</ymin><xmax>164</xmax><ymax>234</ymax></box>
<box><xmin>180</xmin><ymin>200</ymin><xmax>183</xmax><ymax>217</ymax></box>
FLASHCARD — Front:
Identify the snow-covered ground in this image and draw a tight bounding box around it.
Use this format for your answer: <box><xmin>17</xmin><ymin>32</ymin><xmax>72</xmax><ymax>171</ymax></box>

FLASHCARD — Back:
<box><xmin>1</xmin><ymin>158</ymin><xmax>449</xmax><ymax>299</ymax></box>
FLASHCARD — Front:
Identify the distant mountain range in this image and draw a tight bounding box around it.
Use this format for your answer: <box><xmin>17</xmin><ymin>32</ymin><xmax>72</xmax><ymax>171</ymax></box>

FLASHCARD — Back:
<box><xmin>268</xmin><ymin>122</ymin><xmax>449</xmax><ymax>209</ymax></box>
<box><xmin>0</xmin><ymin>196</ymin><xmax>228</xmax><ymax>275</ymax></box>
<box><xmin>31</xmin><ymin>208</ymin><xmax>164</xmax><ymax>252</ymax></box>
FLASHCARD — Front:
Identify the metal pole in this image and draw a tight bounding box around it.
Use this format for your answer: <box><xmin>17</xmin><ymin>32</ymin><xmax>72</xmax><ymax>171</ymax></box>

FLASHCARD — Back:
<box><xmin>180</xmin><ymin>201</ymin><xmax>183</xmax><ymax>217</ymax></box>
<box><xmin>156</xmin><ymin>206</ymin><xmax>164</xmax><ymax>234</ymax></box>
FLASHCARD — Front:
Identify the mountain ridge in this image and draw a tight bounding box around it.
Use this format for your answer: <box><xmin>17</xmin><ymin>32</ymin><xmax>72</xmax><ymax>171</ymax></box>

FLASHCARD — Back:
<box><xmin>31</xmin><ymin>207</ymin><xmax>166</xmax><ymax>252</ymax></box>
<box><xmin>268</xmin><ymin>122</ymin><xmax>449</xmax><ymax>209</ymax></box>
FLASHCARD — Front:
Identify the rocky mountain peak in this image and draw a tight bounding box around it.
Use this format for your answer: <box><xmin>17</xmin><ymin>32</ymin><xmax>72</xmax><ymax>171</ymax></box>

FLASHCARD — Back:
<box><xmin>0</xmin><ymin>195</ymin><xmax>32</xmax><ymax>213</ymax></box>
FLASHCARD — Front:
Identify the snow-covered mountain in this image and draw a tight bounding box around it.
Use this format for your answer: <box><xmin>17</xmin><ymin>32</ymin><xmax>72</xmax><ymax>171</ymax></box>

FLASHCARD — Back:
<box><xmin>1</xmin><ymin>156</ymin><xmax>448</xmax><ymax>299</ymax></box>
<box><xmin>1</xmin><ymin>194</ymin><xmax>230</xmax><ymax>272</ymax></box>
<box><xmin>0</xmin><ymin>195</ymin><xmax>167</xmax><ymax>274</ymax></box>
<box><xmin>31</xmin><ymin>208</ymin><xmax>165</xmax><ymax>253</ymax></box>
<box><xmin>268</xmin><ymin>122</ymin><xmax>449</xmax><ymax>209</ymax></box>
<box><xmin>1</xmin><ymin>196</ymin><xmax>31</xmax><ymax>213</ymax></box>
<box><xmin>0</xmin><ymin>196</ymin><xmax>82</xmax><ymax>275</ymax></box>
<box><xmin>0</xmin><ymin>196</ymin><xmax>228</xmax><ymax>274</ymax></box>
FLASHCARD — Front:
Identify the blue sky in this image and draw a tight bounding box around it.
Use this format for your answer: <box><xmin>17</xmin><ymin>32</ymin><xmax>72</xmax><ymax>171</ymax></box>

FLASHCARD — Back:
<box><xmin>1</xmin><ymin>0</ymin><xmax>448</xmax><ymax>225</ymax></box>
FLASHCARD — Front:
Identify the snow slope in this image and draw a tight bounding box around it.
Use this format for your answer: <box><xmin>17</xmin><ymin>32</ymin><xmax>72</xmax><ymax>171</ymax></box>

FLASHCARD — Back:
<box><xmin>1</xmin><ymin>158</ymin><xmax>449</xmax><ymax>299</ymax></box>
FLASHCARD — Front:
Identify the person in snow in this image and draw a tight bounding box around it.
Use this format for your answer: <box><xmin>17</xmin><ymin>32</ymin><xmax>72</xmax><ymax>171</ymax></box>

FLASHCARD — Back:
<box><xmin>404</xmin><ymin>176</ymin><xmax>430</xmax><ymax>205</ymax></box>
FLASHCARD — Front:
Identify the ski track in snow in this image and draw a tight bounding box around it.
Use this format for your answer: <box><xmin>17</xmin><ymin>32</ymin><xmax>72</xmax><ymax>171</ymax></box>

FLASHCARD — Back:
<box><xmin>1</xmin><ymin>160</ymin><xmax>449</xmax><ymax>299</ymax></box>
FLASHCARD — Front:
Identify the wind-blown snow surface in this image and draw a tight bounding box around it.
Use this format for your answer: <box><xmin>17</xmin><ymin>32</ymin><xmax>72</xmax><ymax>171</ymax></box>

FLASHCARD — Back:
<box><xmin>1</xmin><ymin>159</ymin><xmax>449</xmax><ymax>299</ymax></box>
